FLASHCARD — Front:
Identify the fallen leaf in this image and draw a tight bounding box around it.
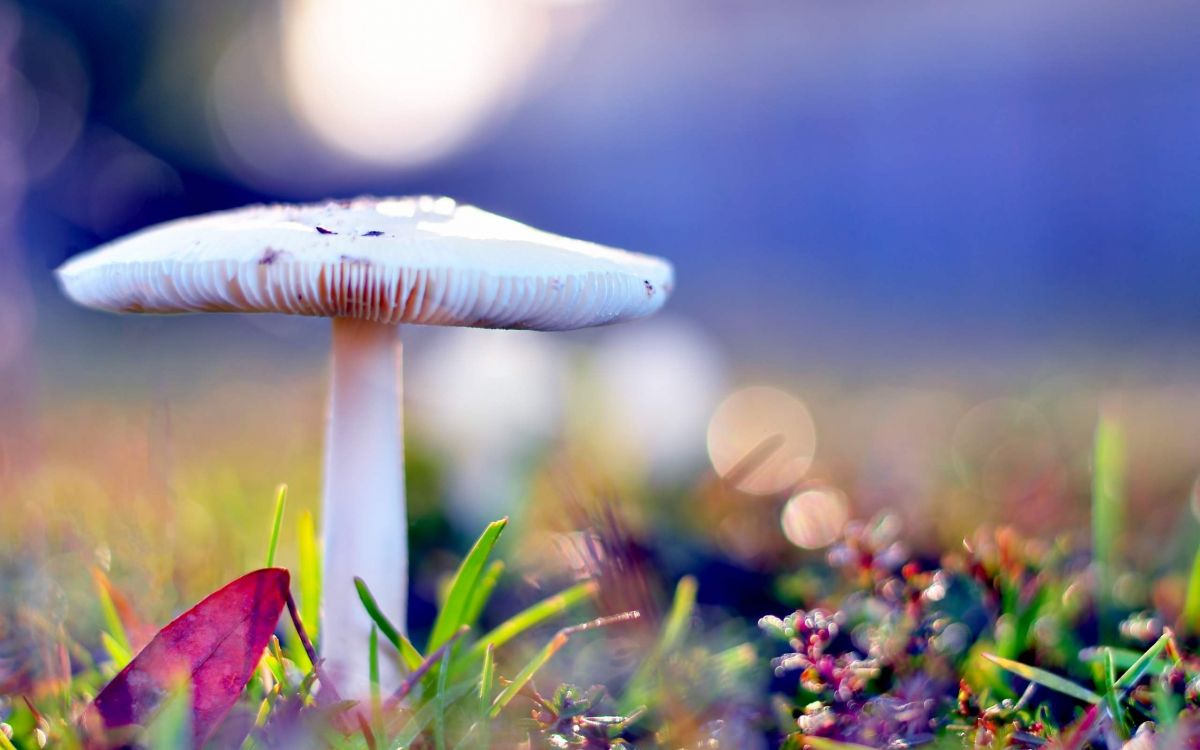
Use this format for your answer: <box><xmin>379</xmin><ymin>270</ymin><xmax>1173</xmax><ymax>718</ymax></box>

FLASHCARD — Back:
<box><xmin>84</xmin><ymin>568</ymin><xmax>290</xmax><ymax>748</ymax></box>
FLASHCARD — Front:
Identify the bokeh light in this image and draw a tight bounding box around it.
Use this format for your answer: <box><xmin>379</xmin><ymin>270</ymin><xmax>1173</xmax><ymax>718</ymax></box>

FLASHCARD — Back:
<box><xmin>780</xmin><ymin>487</ymin><xmax>848</xmax><ymax>550</ymax></box>
<box><xmin>53</xmin><ymin>128</ymin><xmax>182</xmax><ymax>236</ymax></box>
<box><xmin>707</xmin><ymin>386</ymin><xmax>817</xmax><ymax>496</ymax></box>
<box><xmin>4</xmin><ymin>5</ymin><xmax>87</xmax><ymax>184</ymax></box>
<box><xmin>208</xmin><ymin>8</ymin><xmax>309</xmax><ymax>192</ymax></box>
<box><xmin>282</xmin><ymin>0</ymin><xmax>546</xmax><ymax>166</ymax></box>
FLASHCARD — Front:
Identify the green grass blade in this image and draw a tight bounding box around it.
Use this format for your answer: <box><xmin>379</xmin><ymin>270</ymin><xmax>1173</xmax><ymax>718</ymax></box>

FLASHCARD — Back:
<box><xmin>1092</xmin><ymin>415</ymin><xmax>1125</xmax><ymax>592</ymax></box>
<box><xmin>434</xmin><ymin>641</ymin><xmax>451</xmax><ymax>750</ymax></box>
<box><xmin>462</xmin><ymin>560</ymin><xmax>504</xmax><ymax>629</ymax></box>
<box><xmin>297</xmin><ymin>509</ymin><xmax>321</xmax><ymax>641</ymax></box>
<box><xmin>1079</xmin><ymin>647</ymin><xmax>1170</xmax><ymax>675</ymax></box>
<box><xmin>267</xmin><ymin>637</ymin><xmax>289</xmax><ymax>695</ymax></box>
<box><xmin>489</xmin><ymin>612</ymin><xmax>639</xmax><ymax>719</ymax></box>
<box><xmin>659</xmin><ymin>575</ymin><xmax>697</xmax><ymax>651</ymax></box>
<box><xmin>1101</xmin><ymin>648</ymin><xmax>1126</xmax><ymax>738</ymax></box>
<box><xmin>488</xmin><ymin>632</ymin><xmax>565</xmax><ymax>719</ymax></box>
<box><xmin>1113</xmin><ymin>632</ymin><xmax>1172</xmax><ymax>694</ymax></box>
<box><xmin>284</xmin><ymin>509</ymin><xmax>320</xmax><ymax>671</ymax></box>
<box><xmin>428</xmin><ymin>518</ymin><xmax>508</xmax><ymax>652</ymax></box>
<box><xmin>479</xmin><ymin>643</ymin><xmax>495</xmax><ymax>716</ymax></box>
<box><xmin>100</xmin><ymin>632</ymin><xmax>132</xmax><ymax>670</ymax></box>
<box><xmin>355</xmin><ymin>577</ymin><xmax>423</xmax><ymax>671</ymax></box>
<box><xmin>265</xmin><ymin>484</ymin><xmax>287</xmax><ymax>568</ymax></box>
<box><xmin>983</xmin><ymin>653</ymin><xmax>1102</xmax><ymax>705</ymax></box>
<box><xmin>92</xmin><ymin>569</ymin><xmax>131</xmax><ymax>656</ymax></box>
<box><xmin>391</xmin><ymin>680</ymin><xmax>476</xmax><ymax>748</ymax></box>
<box><xmin>368</xmin><ymin>626</ymin><xmax>382</xmax><ymax>740</ymax></box>
<box><xmin>387</xmin><ymin>627</ymin><xmax>469</xmax><ymax>709</ymax></box>
<box><xmin>622</xmin><ymin>576</ymin><xmax>696</xmax><ymax>710</ymax></box>
<box><xmin>245</xmin><ymin>685</ymin><xmax>278</xmax><ymax>748</ymax></box>
<box><xmin>455</xmin><ymin>643</ymin><xmax>497</xmax><ymax>750</ymax></box>
<box><xmin>465</xmin><ymin>581</ymin><xmax>598</xmax><ymax>663</ymax></box>
<box><xmin>1184</xmin><ymin>545</ymin><xmax>1200</xmax><ymax>634</ymax></box>
<box><xmin>712</xmin><ymin>643</ymin><xmax>757</xmax><ymax>680</ymax></box>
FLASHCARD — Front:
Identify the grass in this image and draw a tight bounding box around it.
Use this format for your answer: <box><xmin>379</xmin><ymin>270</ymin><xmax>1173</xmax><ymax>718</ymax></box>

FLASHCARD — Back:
<box><xmin>0</xmin><ymin>491</ymin><xmax>663</xmax><ymax>748</ymax></box>
<box><xmin>9</xmin><ymin>398</ymin><xmax>1200</xmax><ymax>748</ymax></box>
<box><xmin>19</xmin><ymin>511</ymin><xmax>1192</xmax><ymax>749</ymax></box>
<box><xmin>264</xmin><ymin>484</ymin><xmax>288</xmax><ymax>569</ymax></box>
<box><xmin>355</xmin><ymin>577</ymin><xmax>423</xmax><ymax>671</ymax></box>
<box><xmin>760</xmin><ymin>494</ymin><xmax>1200</xmax><ymax>748</ymax></box>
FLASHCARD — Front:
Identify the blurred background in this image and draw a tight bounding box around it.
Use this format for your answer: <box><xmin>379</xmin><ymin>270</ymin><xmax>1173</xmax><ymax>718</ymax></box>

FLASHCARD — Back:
<box><xmin>5</xmin><ymin>0</ymin><xmax>1200</xmax><ymax>695</ymax></box>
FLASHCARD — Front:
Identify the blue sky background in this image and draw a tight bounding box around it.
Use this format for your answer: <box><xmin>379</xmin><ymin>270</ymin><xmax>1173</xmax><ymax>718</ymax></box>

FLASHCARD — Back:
<box><xmin>10</xmin><ymin>0</ymin><xmax>1200</xmax><ymax>376</ymax></box>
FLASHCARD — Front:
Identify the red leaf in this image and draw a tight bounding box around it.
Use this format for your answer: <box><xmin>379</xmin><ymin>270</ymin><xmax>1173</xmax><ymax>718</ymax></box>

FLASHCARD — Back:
<box><xmin>84</xmin><ymin>568</ymin><xmax>290</xmax><ymax>747</ymax></box>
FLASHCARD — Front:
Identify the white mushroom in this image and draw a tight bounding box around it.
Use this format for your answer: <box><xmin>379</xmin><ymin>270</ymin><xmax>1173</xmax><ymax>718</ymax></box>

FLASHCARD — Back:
<box><xmin>409</xmin><ymin>327</ymin><xmax>568</xmax><ymax>532</ymax></box>
<box><xmin>55</xmin><ymin>196</ymin><xmax>674</xmax><ymax>695</ymax></box>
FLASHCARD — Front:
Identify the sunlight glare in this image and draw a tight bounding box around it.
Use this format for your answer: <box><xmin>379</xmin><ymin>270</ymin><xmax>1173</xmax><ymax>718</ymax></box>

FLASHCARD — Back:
<box><xmin>282</xmin><ymin>0</ymin><xmax>545</xmax><ymax>166</ymax></box>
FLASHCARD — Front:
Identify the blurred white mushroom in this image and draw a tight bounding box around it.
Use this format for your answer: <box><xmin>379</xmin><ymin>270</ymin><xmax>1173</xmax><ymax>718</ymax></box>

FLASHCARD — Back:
<box><xmin>590</xmin><ymin>316</ymin><xmax>726</xmax><ymax>482</ymax></box>
<box><xmin>409</xmin><ymin>327</ymin><xmax>568</xmax><ymax>530</ymax></box>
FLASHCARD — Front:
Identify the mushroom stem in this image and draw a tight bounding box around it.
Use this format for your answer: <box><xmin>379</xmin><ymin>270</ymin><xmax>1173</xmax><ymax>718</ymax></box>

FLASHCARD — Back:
<box><xmin>322</xmin><ymin>316</ymin><xmax>405</xmax><ymax>695</ymax></box>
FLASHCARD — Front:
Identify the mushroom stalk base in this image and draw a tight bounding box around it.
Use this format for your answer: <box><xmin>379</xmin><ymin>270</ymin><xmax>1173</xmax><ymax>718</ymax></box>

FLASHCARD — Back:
<box><xmin>322</xmin><ymin>317</ymin><xmax>405</xmax><ymax>696</ymax></box>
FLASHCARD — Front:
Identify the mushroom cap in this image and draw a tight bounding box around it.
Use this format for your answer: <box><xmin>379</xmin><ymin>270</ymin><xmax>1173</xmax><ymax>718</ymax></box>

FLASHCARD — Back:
<box><xmin>56</xmin><ymin>196</ymin><xmax>674</xmax><ymax>331</ymax></box>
